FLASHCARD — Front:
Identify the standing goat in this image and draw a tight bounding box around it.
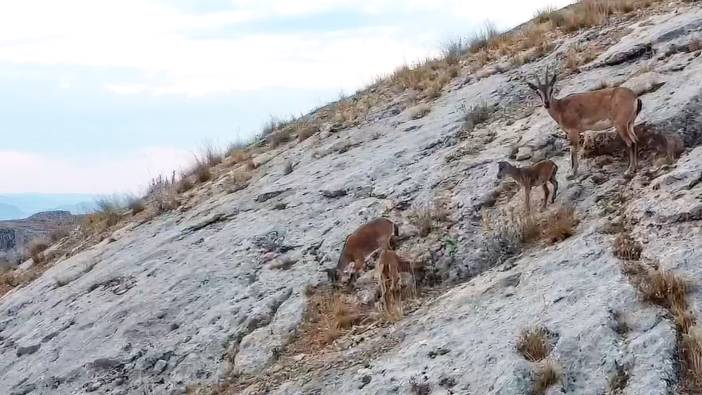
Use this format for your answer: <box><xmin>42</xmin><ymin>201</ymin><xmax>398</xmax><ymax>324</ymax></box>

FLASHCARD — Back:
<box><xmin>335</xmin><ymin>218</ymin><xmax>399</xmax><ymax>284</ymax></box>
<box><xmin>376</xmin><ymin>247</ymin><xmax>415</xmax><ymax>317</ymax></box>
<box><xmin>496</xmin><ymin>160</ymin><xmax>559</xmax><ymax>213</ymax></box>
<box><xmin>527</xmin><ymin>70</ymin><xmax>642</xmax><ymax>176</ymax></box>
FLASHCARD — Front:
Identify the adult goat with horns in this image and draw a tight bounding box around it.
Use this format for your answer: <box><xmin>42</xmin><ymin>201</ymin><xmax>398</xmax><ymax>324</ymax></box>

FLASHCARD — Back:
<box><xmin>526</xmin><ymin>69</ymin><xmax>643</xmax><ymax>177</ymax></box>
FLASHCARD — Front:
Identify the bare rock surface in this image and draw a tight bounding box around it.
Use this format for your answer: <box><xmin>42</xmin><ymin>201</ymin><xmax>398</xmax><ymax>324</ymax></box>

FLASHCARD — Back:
<box><xmin>2</xmin><ymin>4</ymin><xmax>702</xmax><ymax>395</ymax></box>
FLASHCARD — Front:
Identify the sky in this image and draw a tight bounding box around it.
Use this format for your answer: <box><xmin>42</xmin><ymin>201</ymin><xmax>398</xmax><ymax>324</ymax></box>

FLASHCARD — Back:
<box><xmin>0</xmin><ymin>0</ymin><xmax>573</xmax><ymax>195</ymax></box>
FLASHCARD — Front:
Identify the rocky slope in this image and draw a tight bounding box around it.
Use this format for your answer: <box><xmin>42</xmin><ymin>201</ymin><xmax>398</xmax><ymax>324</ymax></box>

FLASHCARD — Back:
<box><xmin>2</xmin><ymin>3</ymin><xmax>702</xmax><ymax>395</ymax></box>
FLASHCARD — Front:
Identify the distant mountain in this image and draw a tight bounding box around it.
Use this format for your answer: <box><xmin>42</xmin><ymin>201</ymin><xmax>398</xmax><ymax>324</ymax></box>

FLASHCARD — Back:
<box><xmin>0</xmin><ymin>194</ymin><xmax>97</xmax><ymax>220</ymax></box>
<box><xmin>0</xmin><ymin>210</ymin><xmax>80</xmax><ymax>264</ymax></box>
<box><xmin>0</xmin><ymin>203</ymin><xmax>24</xmax><ymax>221</ymax></box>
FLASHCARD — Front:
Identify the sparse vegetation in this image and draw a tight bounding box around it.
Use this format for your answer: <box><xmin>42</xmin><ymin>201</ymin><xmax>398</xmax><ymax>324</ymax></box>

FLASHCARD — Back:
<box><xmin>541</xmin><ymin>205</ymin><xmax>579</xmax><ymax>244</ymax></box>
<box><xmin>28</xmin><ymin>240</ymin><xmax>49</xmax><ymax>264</ymax></box>
<box><xmin>462</xmin><ymin>101</ymin><xmax>495</xmax><ymax>132</ymax></box>
<box><xmin>608</xmin><ymin>361</ymin><xmax>630</xmax><ymax>394</ymax></box>
<box><xmin>409</xmin><ymin>103</ymin><xmax>431</xmax><ymax>120</ymax></box>
<box><xmin>441</xmin><ymin>37</ymin><xmax>468</xmax><ymax>65</ymax></box>
<box><xmin>517</xmin><ymin>326</ymin><xmax>553</xmax><ymax>362</ymax></box>
<box><xmin>288</xmin><ymin>286</ymin><xmax>369</xmax><ymax>352</ymax></box>
<box><xmin>683</xmin><ymin>325</ymin><xmax>702</xmax><ymax>388</ymax></box>
<box><xmin>533</xmin><ymin>359</ymin><xmax>562</xmax><ymax>395</ymax></box>
<box><xmin>612</xmin><ymin>233</ymin><xmax>642</xmax><ymax>260</ymax></box>
<box><xmin>408</xmin><ymin>199</ymin><xmax>451</xmax><ymax>237</ymax></box>
<box><xmin>126</xmin><ymin>195</ymin><xmax>146</xmax><ymax>215</ymax></box>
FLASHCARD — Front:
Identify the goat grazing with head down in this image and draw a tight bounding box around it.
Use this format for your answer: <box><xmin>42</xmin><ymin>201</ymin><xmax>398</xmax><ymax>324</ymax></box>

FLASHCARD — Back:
<box><xmin>527</xmin><ymin>69</ymin><xmax>642</xmax><ymax>177</ymax></box>
<box><xmin>497</xmin><ymin>160</ymin><xmax>559</xmax><ymax>214</ymax></box>
<box><xmin>334</xmin><ymin>218</ymin><xmax>399</xmax><ymax>284</ymax></box>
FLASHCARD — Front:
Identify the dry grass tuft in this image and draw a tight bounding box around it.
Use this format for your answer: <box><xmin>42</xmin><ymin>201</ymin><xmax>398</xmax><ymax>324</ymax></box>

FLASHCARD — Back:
<box><xmin>296</xmin><ymin>122</ymin><xmax>319</xmax><ymax>142</ymax></box>
<box><xmin>638</xmin><ymin>268</ymin><xmax>689</xmax><ymax>310</ymax></box>
<box><xmin>28</xmin><ymin>240</ymin><xmax>49</xmax><ymax>264</ymax></box>
<box><xmin>227</xmin><ymin>147</ymin><xmax>252</xmax><ymax>164</ymax></box>
<box><xmin>462</xmin><ymin>101</ymin><xmax>495</xmax><ymax>132</ymax></box>
<box><xmin>517</xmin><ymin>326</ymin><xmax>553</xmax><ymax>362</ymax></box>
<box><xmin>682</xmin><ymin>325</ymin><xmax>702</xmax><ymax>387</ymax></box>
<box><xmin>126</xmin><ymin>195</ymin><xmax>146</xmax><ymax>215</ymax></box>
<box><xmin>408</xmin><ymin>199</ymin><xmax>451</xmax><ymax>237</ymax></box>
<box><xmin>612</xmin><ymin>233</ymin><xmax>642</xmax><ymax>260</ymax></box>
<box><xmin>289</xmin><ymin>286</ymin><xmax>369</xmax><ymax>352</ymax></box>
<box><xmin>82</xmin><ymin>197</ymin><xmax>123</xmax><ymax>235</ymax></box>
<box><xmin>541</xmin><ymin>205</ymin><xmax>579</xmax><ymax>244</ymax></box>
<box><xmin>409</xmin><ymin>103</ymin><xmax>431</xmax><ymax>120</ymax></box>
<box><xmin>533</xmin><ymin>359</ymin><xmax>563</xmax><ymax>395</ymax></box>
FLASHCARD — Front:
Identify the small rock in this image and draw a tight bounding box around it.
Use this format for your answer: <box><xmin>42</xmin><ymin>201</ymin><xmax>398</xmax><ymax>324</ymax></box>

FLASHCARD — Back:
<box><xmin>85</xmin><ymin>381</ymin><xmax>103</xmax><ymax>392</ymax></box>
<box><xmin>321</xmin><ymin>189</ymin><xmax>347</xmax><ymax>198</ymax></box>
<box><xmin>154</xmin><ymin>359</ymin><xmax>168</xmax><ymax>373</ymax></box>
<box><xmin>515</xmin><ymin>147</ymin><xmax>533</xmax><ymax>161</ymax></box>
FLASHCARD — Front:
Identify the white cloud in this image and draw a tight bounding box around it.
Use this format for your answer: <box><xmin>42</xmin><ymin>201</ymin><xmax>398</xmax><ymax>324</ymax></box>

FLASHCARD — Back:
<box><xmin>0</xmin><ymin>0</ymin><xmax>572</xmax><ymax>97</ymax></box>
<box><xmin>0</xmin><ymin>148</ymin><xmax>193</xmax><ymax>194</ymax></box>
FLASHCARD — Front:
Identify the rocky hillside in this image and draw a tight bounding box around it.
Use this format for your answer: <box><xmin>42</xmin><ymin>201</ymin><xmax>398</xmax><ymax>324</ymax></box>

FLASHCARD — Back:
<box><xmin>2</xmin><ymin>2</ymin><xmax>702</xmax><ymax>395</ymax></box>
<box><xmin>0</xmin><ymin>211</ymin><xmax>78</xmax><ymax>265</ymax></box>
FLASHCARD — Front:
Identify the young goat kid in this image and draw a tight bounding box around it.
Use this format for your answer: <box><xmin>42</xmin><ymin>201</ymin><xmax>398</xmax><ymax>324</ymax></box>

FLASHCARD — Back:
<box><xmin>376</xmin><ymin>247</ymin><xmax>415</xmax><ymax>317</ymax></box>
<box><xmin>335</xmin><ymin>218</ymin><xmax>399</xmax><ymax>284</ymax></box>
<box><xmin>527</xmin><ymin>70</ymin><xmax>642</xmax><ymax>176</ymax></box>
<box><xmin>497</xmin><ymin>160</ymin><xmax>559</xmax><ymax>213</ymax></box>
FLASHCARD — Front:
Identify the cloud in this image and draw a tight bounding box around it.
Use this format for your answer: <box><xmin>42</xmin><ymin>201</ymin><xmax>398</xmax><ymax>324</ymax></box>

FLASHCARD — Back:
<box><xmin>0</xmin><ymin>147</ymin><xmax>193</xmax><ymax>194</ymax></box>
<box><xmin>0</xmin><ymin>0</ymin><xmax>572</xmax><ymax>97</ymax></box>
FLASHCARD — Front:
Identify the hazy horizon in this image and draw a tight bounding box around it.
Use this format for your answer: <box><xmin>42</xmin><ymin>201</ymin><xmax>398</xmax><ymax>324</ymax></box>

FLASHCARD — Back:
<box><xmin>1</xmin><ymin>0</ymin><xmax>572</xmax><ymax>196</ymax></box>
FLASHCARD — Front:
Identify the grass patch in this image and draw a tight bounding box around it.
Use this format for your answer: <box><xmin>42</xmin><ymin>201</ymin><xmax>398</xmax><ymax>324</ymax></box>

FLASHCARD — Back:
<box><xmin>612</xmin><ymin>233</ymin><xmax>642</xmax><ymax>260</ymax></box>
<box><xmin>409</xmin><ymin>103</ymin><xmax>431</xmax><ymax>120</ymax></box>
<box><xmin>28</xmin><ymin>240</ymin><xmax>49</xmax><ymax>264</ymax></box>
<box><xmin>517</xmin><ymin>326</ymin><xmax>553</xmax><ymax>362</ymax></box>
<box><xmin>461</xmin><ymin>101</ymin><xmax>495</xmax><ymax>132</ymax></box>
<box><xmin>408</xmin><ymin>199</ymin><xmax>451</xmax><ymax>237</ymax></box>
<box><xmin>533</xmin><ymin>359</ymin><xmax>562</xmax><ymax>395</ymax></box>
<box><xmin>288</xmin><ymin>286</ymin><xmax>369</xmax><ymax>353</ymax></box>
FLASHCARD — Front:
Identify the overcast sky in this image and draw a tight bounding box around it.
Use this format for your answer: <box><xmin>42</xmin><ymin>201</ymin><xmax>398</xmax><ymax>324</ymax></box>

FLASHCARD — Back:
<box><xmin>0</xmin><ymin>0</ymin><xmax>572</xmax><ymax>195</ymax></box>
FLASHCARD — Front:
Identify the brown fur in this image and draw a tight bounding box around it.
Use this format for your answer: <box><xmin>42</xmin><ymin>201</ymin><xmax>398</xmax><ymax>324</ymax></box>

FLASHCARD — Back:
<box><xmin>497</xmin><ymin>160</ymin><xmax>559</xmax><ymax>213</ymax></box>
<box><xmin>336</xmin><ymin>218</ymin><xmax>398</xmax><ymax>282</ymax></box>
<box><xmin>528</xmin><ymin>71</ymin><xmax>642</xmax><ymax>176</ymax></box>
<box><xmin>376</xmin><ymin>248</ymin><xmax>415</xmax><ymax>315</ymax></box>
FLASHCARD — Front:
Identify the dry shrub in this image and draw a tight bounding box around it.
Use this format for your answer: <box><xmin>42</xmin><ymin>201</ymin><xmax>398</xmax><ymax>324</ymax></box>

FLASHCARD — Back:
<box><xmin>462</xmin><ymin>101</ymin><xmax>495</xmax><ymax>132</ymax></box>
<box><xmin>49</xmin><ymin>227</ymin><xmax>71</xmax><ymax>243</ymax></box>
<box><xmin>192</xmin><ymin>159</ymin><xmax>213</xmax><ymax>183</ymax></box>
<box><xmin>245</xmin><ymin>159</ymin><xmax>259</xmax><ymax>170</ymax></box>
<box><xmin>534</xmin><ymin>6</ymin><xmax>566</xmax><ymax>26</ymax></box>
<box><xmin>126</xmin><ymin>195</ymin><xmax>146</xmax><ymax>215</ymax></box>
<box><xmin>28</xmin><ymin>240</ymin><xmax>49</xmax><ymax>264</ymax></box>
<box><xmin>269</xmin><ymin>128</ymin><xmax>293</xmax><ymax>148</ymax></box>
<box><xmin>541</xmin><ymin>205</ymin><xmax>579</xmax><ymax>244</ymax></box>
<box><xmin>0</xmin><ymin>268</ymin><xmax>40</xmax><ymax>293</ymax></box>
<box><xmin>392</xmin><ymin>64</ymin><xmax>433</xmax><ymax>91</ymax></box>
<box><xmin>227</xmin><ymin>169</ymin><xmax>252</xmax><ymax>192</ymax></box>
<box><xmin>517</xmin><ymin>326</ymin><xmax>553</xmax><ymax>362</ymax></box>
<box><xmin>409</xmin><ymin>103</ymin><xmax>431</xmax><ymax>120</ymax></box>
<box><xmin>638</xmin><ymin>268</ymin><xmax>689</xmax><ymax>310</ymax></box>
<box><xmin>682</xmin><ymin>325</ymin><xmax>702</xmax><ymax>387</ymax></box>
<box><xmin>227</xmin><ymin>148</ymin><xmax>252</xmax><ymax>164</ymax></box>
<box><xmin>83</xmin><ymin>197</ymin><xmax>123</xmax><ymax>235</ymax></box>
<box><xmin>201</xmin><ymin>144</ymin><xmax>223</xmax><ymax>167</ymax></box>
<box><xmin>565</xmin><ymin>44</ymin><xmax>597</xmax><ymax>72</ymax></box>
<box><xmin>468</xmin><ymin>21</ymin><xmax>500</xmax><ymax>53</ymax></box>
<box><xmin>441</xmin><ymin>37</ymin><xmax>468</xmax><ymax>65</ymax></box>
<box><xmin>296</xmin><ymin>122</ymin><xmax>318</xmax><ymax>141</ymax></box>
<box><xmin>290</xmin><ymin>286</ymin><xmax>368</xmax><ymax>352</ymax></box>
<box><xmin>408</xmin><ymin>200</ymin><xmax>451</xmax><ymax>237</ymax></box>
<box><xmin>612</xmin><ymin>233</ymin><xmax>642</xmax><ymax>260</ymax></box>
<box><xmin>533</xmin><ymin>359</ymin><xmax>563</xmax><ymax>395</ymax></box>
<box><xmin>176</xmin><ymin>176</ymin><xmax>194</xmax><ymax>193</ymax></box>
